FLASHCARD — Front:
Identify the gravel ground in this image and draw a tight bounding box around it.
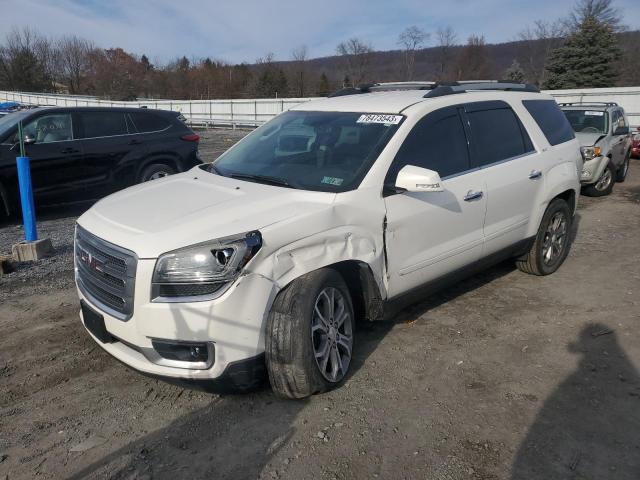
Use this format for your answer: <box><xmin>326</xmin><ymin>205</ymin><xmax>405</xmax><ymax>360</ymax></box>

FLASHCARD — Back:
<box><xmin>0</xmin><ymin>148</ymin><xmax>639</xmax><ymax>480</ymax></box>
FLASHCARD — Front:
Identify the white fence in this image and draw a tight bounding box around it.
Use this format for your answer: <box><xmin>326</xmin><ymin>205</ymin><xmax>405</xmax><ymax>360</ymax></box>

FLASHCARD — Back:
<box><xmin>1</xmin><ymin>86</ymin><xmax>639</xmax><ymax>127</ymax></box>
<box><xmin>0</xmin><ymin>91</ymin><xmax>313</xmax><ymax>128</ymax></box>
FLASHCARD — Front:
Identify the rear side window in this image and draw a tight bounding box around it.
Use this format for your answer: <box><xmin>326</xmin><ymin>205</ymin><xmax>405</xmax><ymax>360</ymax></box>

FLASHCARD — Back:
<box><xmin>467</xmin><ymin>105</ymin><xmax>534</xmax><ymax>167</ymax></box>
<box><xmin>523</xmin><ymin>100</ymin><xmax>575</xmax><ymax>146</ymax></box>
<box><xmin>129</xmin><ymin>112</ymin><xmax>171</xmax><ymax>133</ymax></box>
<box><xmin>79</xmin><ymin>112</ymin><xmax>128</xmax><ymax>138</ymax></box>
<box><xmin>387</xmin><ymin>107</ymin><xmax>470</xmax><ymax>183</ymax></box>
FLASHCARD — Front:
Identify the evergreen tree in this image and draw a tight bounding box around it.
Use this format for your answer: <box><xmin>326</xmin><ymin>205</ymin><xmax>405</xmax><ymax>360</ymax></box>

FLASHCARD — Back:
<box><xmin>504</xmin><ymin>59</ymin><xmax>525</xmax><ymax>83</ymax></box>
<box><xmin>544</xmin><ymin>17</ymin><xmax>621</xmax><ymax>89</ymax></box>
<box><xmin>317</xmin><ymin>72</ymin><xmax>331</xmax><ymax>96</ymax></box>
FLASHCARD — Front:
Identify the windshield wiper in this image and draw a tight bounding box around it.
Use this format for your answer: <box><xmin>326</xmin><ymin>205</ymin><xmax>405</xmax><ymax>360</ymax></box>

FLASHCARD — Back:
<box><xmin>229</xmin><ymin>173</ymin><xmax>294</xmax><ymax>188</ymax></box>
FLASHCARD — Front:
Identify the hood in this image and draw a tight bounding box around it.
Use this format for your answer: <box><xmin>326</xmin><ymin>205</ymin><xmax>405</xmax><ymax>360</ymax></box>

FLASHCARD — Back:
<box><xmin>574</xmin><ymin>132</ymin><xmax>606</xmax><ymax>147</ymax></box>
<box><xmin>77</xmin><ymin>168</ymin><xmax>335</xmax><ymax>258</ymax></box>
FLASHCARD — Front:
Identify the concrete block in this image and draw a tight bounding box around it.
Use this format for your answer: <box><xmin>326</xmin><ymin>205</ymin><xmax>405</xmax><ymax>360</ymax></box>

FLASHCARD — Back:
<box><xmin>11</xmin><ymin>238</ymin><xmax>54</xmax><ymax>262</ymax></box>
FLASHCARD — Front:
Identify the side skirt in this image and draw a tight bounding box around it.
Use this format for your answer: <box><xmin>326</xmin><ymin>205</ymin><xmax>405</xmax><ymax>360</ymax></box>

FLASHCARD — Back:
<box><xmin>382</xmin><ymin>237</ymin><xmax>534</xmax><ymax>320</ymax></box>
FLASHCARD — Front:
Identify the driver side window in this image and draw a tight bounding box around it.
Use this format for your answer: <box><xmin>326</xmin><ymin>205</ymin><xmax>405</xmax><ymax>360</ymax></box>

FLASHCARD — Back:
<box><xmin>385</xmin><ymin>107</ymin><xmax>470</xmax><ymax>186</ymax></box>
<box><xmin>21</xmin><ymin>113</ymin><xmax>73</xmax><ymax>144</ymax></box>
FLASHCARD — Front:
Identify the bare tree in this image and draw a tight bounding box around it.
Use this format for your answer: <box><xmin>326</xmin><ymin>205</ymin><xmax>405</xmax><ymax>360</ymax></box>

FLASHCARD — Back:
<box><xmin>398</xmin><ymin>26</ymin><xmax>428</xmax><ymax>81</ymax></box>
<box><xmin>565</xmin><ymin>0</ymin><xmax>624</xmax><ymax>31</ymax></box>
<box><xmin>336</xmin><ymin>38</ymin><xmax>374</xmax><ymax>86</ymax></box>
<box><xmin>455</xmin><ymin>35</ymin><xmax>491</xmax><ymax>80</ymax></box>
<box><xmin>56</xmin><ymin>35</ymin><xmax>95</xmax><ymax>94</ymax></box>
<box><xmin>518</xmin><ymin>20</ymin><xmax>565</xmax><ymax>85</ymax></box>
<box><xmin>435</xmin><ymin>26</ymin><xmax>457</xmax><ymax>80</ymax></box>
<box><xmin>0</xmin><ymin>27</ymin><xmax>54</xmax><ymax>91</ymax></box>
<box><xmin>291</xmin><ymin>45</ymin><xmax>308</xmax><ymax>96</ymax></box>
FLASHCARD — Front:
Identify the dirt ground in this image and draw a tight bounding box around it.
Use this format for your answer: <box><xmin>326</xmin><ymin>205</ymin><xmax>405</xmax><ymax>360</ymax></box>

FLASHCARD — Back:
<box><xmin>1</xmin><ymin>138</ymin><xmax>639</xmax><ymax>479</ymax></box>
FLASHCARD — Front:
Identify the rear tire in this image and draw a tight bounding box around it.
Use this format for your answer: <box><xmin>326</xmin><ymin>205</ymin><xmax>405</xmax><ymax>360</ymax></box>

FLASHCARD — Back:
<box><xmin>516</xmin><ymin>198</ymin><xmax>572</xmax><ymax>276</ymax></box>
<box><xmin>139</xmin><ymin>163</ymin><xmax>176</xmax><ymax>182</ymax></box>
<box><xmin>615</xmin><ymin>152</ymin><xmax>630</xmax><ymax>183</ymax></box>
<box><xmin>266</xmin><ymin>268</ymin><xmax>355</xmax><ymax>399</ymax></box>
<box><xmin>583</xmin><ymin>164</ymin><xmax>614</xmax><ymax>197</ymax></box>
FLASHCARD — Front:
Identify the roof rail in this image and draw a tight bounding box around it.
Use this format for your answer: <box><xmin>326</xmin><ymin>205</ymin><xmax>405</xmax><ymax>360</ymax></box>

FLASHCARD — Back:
<box><xmin>328</xmin><ymin>81</ymin><xmax>436</xmax><ymax>98</ymax></box>
<box><xmin>558</xmin><ymin>102</ymin><xmax>618</xmax><ymax>107</ymax></box>
<box><xmin>423</xmin><ymin>81</ymin><xmax>540</xmax><ymax>98</ymax></box>
<box><xmin>328</xmin><ymin>80</ymin><xmax>540</xmax><ymax>99</ymax></box>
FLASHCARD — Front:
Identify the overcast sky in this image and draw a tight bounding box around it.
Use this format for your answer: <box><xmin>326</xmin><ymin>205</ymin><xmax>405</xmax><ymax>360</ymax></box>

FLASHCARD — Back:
<box><xmin>3</xmin><ymin>0</ymin><xmax>639</xmax><ymax>64</ymax></box>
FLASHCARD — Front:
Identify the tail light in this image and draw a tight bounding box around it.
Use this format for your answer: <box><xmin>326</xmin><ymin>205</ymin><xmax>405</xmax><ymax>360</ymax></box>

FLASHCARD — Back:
<box><xmin>181</xmin><ymin>134</ymin><xmax>200</xmax><ymax>142</ymax></box>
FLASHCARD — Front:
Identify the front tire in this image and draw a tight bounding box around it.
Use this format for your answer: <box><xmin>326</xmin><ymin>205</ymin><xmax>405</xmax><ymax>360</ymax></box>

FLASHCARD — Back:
<box><xmin>583</xmin><ymin>164</ymin><xmax>614</xmax><ymax>197</ymax></box>
<box><xmin>266</xmin><ymin>268</ymin><xmax>355</xmax><ymax>399</ymax></box>
<box><xmin>616</xmin><ymin>152</ymin><xmax>630</xmax><ymax>183</ymax></box>
<box><xmin>139</xmin><ymin>163</ymin><xmax>176</xmax><ymax>182</ymax></box>
<box><xmin>516</xmin><ymin>198</ymin><xmax>572</xmax><ymax>276</ymax></box>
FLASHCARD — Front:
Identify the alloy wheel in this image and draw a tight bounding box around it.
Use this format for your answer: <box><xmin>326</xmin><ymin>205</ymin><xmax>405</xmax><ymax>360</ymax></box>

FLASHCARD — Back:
<box><xmin>311</xmin><ymin>287</ymin><xmax>353</xmax><ymax>383</ymax></box>
<box><xmin>595</xmin><ymin>168</ymin><xmax>612</xmax><ymax>191</ymax></box>
<box><xmin>542</xmin><ymin>211</ymin><xmax>568</xmax><ymax>266</ymax></box>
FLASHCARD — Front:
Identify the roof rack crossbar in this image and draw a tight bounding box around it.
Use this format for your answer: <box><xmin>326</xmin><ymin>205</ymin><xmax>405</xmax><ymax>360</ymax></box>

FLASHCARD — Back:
<box><xmin>558</xmin><ymin>102</ymin><xmax>618</xmax><ymax>107</ymax></box>
<box><xmin>423</xmin><ymin>81</ymin><xmax>540</xmax><ymax>98</ymax></box>
<box><xmin>328</xmin><ymin>81</ymin><xmax>437</xmax><ymax>98</ymax></box>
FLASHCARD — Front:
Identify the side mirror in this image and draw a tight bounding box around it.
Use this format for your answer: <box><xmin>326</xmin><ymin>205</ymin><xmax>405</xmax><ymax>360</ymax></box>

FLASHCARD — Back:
<box><xmin>613</xmin><ymin>126</ymin><xmax>629</xmax><ymax>136</ymax></box>
<box><xmin>395</xmin><ymin>165</ymin><xmax>444</xmax><ymax>193</ymax></box>
<box><xmin>23</xmin><ymin>133</ymin><xmax>36</xmax><ymax>145</ymax></box>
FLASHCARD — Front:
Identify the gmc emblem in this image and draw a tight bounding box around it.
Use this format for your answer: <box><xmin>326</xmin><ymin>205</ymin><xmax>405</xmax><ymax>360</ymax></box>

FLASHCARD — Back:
<box><xmin>79</xmin><ymin>248</ymin><xmax>103</xmax><ymax>273</ymax></box>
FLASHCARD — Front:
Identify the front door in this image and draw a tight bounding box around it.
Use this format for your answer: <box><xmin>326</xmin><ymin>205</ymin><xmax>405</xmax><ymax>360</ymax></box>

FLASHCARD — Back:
<box><xmin>21</xmin><ymin>112</ymin><xmax>85</xmax><ymax>203</ymax></box>
<box><xmin>384</xmin><ymin>106</ymin><xmax>486</xmax><ymax>298</ymax></box>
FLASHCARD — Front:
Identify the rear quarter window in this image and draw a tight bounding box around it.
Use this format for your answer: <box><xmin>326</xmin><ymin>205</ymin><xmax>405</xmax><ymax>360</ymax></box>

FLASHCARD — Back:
<box><xmin>129</xmin><ymin>112</ymin><xmax>171</xmax><ymax>133</ymax></box>
<box><xmin>523</xmin><ymin>100</ymin><xmax>575</xmax><ymax>146</ymax></box>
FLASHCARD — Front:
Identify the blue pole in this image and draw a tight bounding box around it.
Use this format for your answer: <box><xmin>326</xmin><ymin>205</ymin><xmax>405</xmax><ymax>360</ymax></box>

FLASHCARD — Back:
<box><xmin>16</xmin><ymin>156</ymin><xmax>37</xmax><ymax>242</ymax></box>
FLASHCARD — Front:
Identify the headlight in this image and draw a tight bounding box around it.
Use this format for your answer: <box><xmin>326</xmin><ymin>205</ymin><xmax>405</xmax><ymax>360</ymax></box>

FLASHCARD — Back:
<box><xmin>152</xmin><ymin>231</ymin><xmax>262</xmax><ymax>301</ymax></box>
<box><xmin>580</xmin><ymin>146</ymin><xmax>602</xmax><ymax>161</ymax></box>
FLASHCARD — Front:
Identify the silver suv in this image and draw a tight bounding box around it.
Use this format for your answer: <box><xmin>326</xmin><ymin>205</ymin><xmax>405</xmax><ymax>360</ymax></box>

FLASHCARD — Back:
<box><xmin>561</xmin><ymin>102</ymin><xmax>632</xmax><ymax>197</ymax></box>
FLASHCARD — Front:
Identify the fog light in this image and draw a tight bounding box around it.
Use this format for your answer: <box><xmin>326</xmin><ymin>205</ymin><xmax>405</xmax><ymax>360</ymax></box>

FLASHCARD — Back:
<box><xmin>151</xmin><ymin>340</ymin><xmax>211</xmax><ymax>364</ymax></box>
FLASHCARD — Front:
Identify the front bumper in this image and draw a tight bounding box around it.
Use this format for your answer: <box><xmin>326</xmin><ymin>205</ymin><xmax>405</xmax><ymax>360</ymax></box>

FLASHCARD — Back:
<box><xmin>580</xmin><ymin>155</ymin><xmax>608</xmax><ymax>184</ymax></box>
<box><xmin>77</xmin><ymin>259</ymin><xmax>278</xmax><ymax>384</ymax></box>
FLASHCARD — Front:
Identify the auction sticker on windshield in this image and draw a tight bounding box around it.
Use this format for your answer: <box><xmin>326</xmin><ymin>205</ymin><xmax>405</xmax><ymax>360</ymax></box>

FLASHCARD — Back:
<box><xmin>585</xmin><ymin>111</ymin><xmax>604</xmax><ymax>116</ymax></box>
<box><xmin>357</xmin><ymin>114</ymin><xmax>403</xmax><ymax>125</ymax></box>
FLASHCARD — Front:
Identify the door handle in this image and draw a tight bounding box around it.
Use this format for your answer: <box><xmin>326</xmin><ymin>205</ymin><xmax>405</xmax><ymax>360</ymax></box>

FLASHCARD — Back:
<box><xmin>529</xmin><ymin>170</ymin><xmax>542</xmax><ymax>180</ymax></box>
<box><xmin>60</xmin><ymin>147</ymin><xmax>80</xmax><ymax>154</ymax></box>
<box><xmin>463</xmin><ymin>190</ymin><xmax>483</xmax><ymax>201</ymax></box>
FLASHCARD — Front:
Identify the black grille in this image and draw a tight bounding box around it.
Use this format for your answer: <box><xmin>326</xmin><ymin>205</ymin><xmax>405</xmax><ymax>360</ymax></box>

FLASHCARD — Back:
<box><xmin>75</xmin><ymin>225</ymin><xmax>137</xmax><ymax>320</ymax></box>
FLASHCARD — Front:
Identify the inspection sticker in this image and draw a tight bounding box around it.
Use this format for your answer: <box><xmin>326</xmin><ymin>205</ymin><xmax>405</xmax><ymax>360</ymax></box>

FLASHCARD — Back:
<box><xmin>585</xmin><ymin>111</ymin><xmax>604</xmax><ymax>116</ymax></box>
<box><xmin>321</xmin><ymin>176</ymin><xmax>344</xmax><ymax>186</ymax></box>
<box><xmin>356</xmin><ymin>114</ymin><xmax>403</xmax><ymax>125</ymax></box>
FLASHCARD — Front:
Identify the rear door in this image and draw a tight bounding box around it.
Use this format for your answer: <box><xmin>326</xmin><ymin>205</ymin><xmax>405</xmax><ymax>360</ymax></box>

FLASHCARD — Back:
<box><xmin>20</xmin><ymin>112</ymin><xmax>85</xmax><ymax>203</ymax></box>
<box><xmin>384</xmin><ymin>106</ymin><xmax>486</xmax><ymax>297</ymax></box>
<box><xmin>76</xmin><ymin>110</ymin><xmax>145</xmax><ymax>197</ymax></box>
<box><xmin>464</xmin><ymin>101</ymin><xmax>540</xmax><ymax>255</ymax></box>
<box><xmin>610</xmin><ymin>109</ymin><xmax>628</xmax><ymax>166</ymax></box>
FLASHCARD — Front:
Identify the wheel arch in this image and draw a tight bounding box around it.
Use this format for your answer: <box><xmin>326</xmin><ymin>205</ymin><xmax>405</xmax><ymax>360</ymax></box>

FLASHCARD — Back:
<box><xmin>136</xmin><ymin>155</ymin><xmax>180</xmax><ymax>179</ymax></box>
<box><xmin>330</xmin><ymin>260</ymin><xmax>385</xmax><ymax>322</ymax></box>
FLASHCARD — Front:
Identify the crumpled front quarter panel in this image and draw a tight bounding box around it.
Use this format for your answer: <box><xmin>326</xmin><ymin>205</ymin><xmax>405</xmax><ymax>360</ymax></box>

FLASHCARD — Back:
<box><xmin>251</xmin><ymin>187</ymin><xmax>388</xmax><ymax>297</ymax></box>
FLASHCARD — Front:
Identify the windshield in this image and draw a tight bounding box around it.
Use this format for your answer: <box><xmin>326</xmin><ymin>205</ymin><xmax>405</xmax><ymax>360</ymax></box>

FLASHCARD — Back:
<box><xmin>563</xmin><ymin>109</ymin><xmax>609</xmax><ymax>134</ymax></box>
<box><xmin>210</xmin><ymin>111</ymin><xmax>403</xmax><ymax>192</ymax></box>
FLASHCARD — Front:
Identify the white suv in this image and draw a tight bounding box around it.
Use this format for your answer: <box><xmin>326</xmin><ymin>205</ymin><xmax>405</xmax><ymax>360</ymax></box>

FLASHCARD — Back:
<box><xmin>74</xmin><ymin>82</ymin><xmax>581</xmax><ymax>399</ymax></box>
